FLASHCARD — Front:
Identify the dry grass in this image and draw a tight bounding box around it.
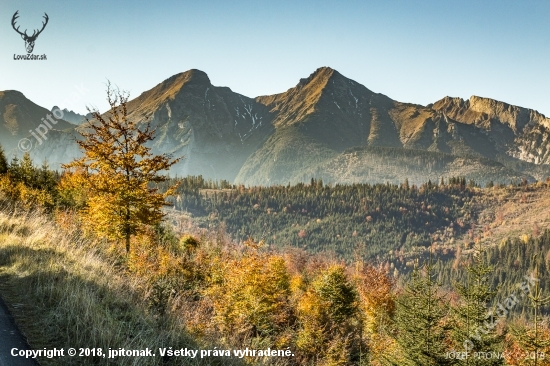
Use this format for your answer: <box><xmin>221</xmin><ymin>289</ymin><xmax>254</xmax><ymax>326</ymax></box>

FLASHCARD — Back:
<box><xmin>0</xmin><ymin>199</ymin><xmax>243</xmax><ymax>366</ymax></box>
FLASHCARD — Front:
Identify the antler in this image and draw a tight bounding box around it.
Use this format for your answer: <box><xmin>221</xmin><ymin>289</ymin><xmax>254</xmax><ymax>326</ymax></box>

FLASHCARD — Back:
<box><xmin>29</xmin><ymin>13</ymin><xmax>49</xmax><ymax>39</ymax></box>
<box><xmin>11</xmin><ymin>11</ymin><xmax>27</xmax><ymax>37</ymax></box>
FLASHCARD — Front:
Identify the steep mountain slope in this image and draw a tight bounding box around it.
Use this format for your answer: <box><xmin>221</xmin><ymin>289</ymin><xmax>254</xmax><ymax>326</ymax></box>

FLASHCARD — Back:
<box><xmin>256</xmin><ymin>67</ymin><xmax>401</xmax><ymax>150</ymax></box>
<box><xmin>235</xmin><ymin>67</ymin><xmax>550</xmax><ymax>185</ymax></box>
<box><xmin>32</xmin><ymin>70</ymin><xmax>275</xmax><ymax>180</ymax></box>
<box><xmin>432</xmin><ymin>95</ymin><xmax>550</xmax><ymax>164</ymax></box>
<box><xmin>0</xmin><ymin>91</ymin><xmax>74</xmax><ymax>153</ymax></box>
<box><xmin>3</xmin><ymin>67</ymin><xmax>550</xmax><ymax>185</ymax></box>
<box><xmin>237</xmin><ymin>67</ymin><xmax>406</xmax><ymax>185</ymax></box>
<box><xmin>122</xmin><ymin>69</ymin><xmax>274</xmax><ymax>180</ymax></box>
<box><xmin>233</xmin><ymin>127</ymin><xmax>339</xmax><ymax>185</ymax></box>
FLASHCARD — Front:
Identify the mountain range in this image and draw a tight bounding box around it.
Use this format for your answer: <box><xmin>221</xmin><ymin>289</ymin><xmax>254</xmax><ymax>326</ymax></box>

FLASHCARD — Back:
<box><xmin>2</xmin><ymin>67</ymin><xmax>550</xmax><ymax>185</ymax></box>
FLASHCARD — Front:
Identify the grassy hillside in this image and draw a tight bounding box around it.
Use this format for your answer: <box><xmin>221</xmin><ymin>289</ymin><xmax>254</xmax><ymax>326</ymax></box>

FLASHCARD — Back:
<box><xmin>2</xmin><ymin>186</ymin><xmax>549</xmax><ymax>365</ymax></box>
<box><xmin>0</xmin><ymin>200</ymin><xmax>238</xmax><ymax>366</ymax></box>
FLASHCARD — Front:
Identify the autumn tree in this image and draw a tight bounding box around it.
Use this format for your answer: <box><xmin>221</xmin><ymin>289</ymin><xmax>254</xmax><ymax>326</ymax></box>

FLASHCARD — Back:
<box><xmin>0</xmin><ymin>152</ymin><xmax>56</xmax><ymax>208</ymax></box>
<box><xmin>354</xmin><ymin>261</ymin><xmax>395</xmax><ymax>365</ymax></box>
<box><xmin>63</xmin><ymin>84</ymin><xmax>180</xmax><ymax>254</ymax></box>
<box><xmin>207</xmin><ymin>246</ymin><xmax>292</xmax><ymax>344</ymax></box>
<box><xmin>296</xmin><ymin>265</ymin><xmax>361</xmax><ymax>364</ymax></box>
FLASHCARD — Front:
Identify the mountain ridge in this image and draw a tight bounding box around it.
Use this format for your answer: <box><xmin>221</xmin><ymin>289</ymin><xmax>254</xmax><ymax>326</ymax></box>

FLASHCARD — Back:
<box><xmin>2</xmin><ymin>67</ymin><xmax>550</xmax><ymax>185</ymax></box>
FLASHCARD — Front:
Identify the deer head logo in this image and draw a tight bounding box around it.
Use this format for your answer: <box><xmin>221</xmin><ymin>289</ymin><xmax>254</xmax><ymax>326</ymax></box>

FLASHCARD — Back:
<box><xmin>12</xmin><ymin>11</ymin><xmax>49</xmax><ymax>54</ymax></box>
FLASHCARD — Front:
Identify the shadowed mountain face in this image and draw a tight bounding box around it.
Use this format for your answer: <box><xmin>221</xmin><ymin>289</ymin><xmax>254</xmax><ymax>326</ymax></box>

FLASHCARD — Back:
<box><xmin>29</xmin><ymin>70</ymin><xmax>275</xmax><ymax>180</ymax></box>
<box><xmin>122</xmin><ymin>69</ymin><xmax>275</xmax><ymax>180</ymax></box>
<box><xmin>0</xmin><ymin>91</ymin><xmax>74</xmax><ymax>153</ymax></box>
<box><xmin>3</xmin><ymin>67</ymin><xmax>550</xmax><ymax>185</ymax></box>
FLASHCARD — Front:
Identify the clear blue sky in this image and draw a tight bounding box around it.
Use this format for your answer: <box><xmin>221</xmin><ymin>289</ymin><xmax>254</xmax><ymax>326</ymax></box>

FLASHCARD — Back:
<box><xmin>1</xmin><ymin>0</ymin><xmax>549</xmax><ymax>115</ymax></box>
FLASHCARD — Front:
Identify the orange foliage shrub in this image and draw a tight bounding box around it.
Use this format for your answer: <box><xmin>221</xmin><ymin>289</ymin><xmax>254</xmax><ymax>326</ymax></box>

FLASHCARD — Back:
<box><xmin>353</xmin><ymin>262</ymin><xmax>395</xmax><ymax>333</ymax></box>
<box><xmin>505</xmin><ymin>324</ymin><xmax>550</xmax><ymax>366</ymax></box>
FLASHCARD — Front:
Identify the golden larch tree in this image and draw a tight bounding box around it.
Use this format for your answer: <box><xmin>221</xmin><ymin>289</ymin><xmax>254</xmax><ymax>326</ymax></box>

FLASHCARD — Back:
<box><xmin>63</xmin><ymin>83</ymin><xmax>180</xmax><ymax>254</ymax></box>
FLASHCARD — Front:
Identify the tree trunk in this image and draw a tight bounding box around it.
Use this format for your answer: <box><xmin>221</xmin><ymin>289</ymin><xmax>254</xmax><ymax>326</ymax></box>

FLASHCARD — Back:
<box><xmin>125</xmin><ymin>204</ymin><xmax>130</xmax><ymax>254</ymax></box>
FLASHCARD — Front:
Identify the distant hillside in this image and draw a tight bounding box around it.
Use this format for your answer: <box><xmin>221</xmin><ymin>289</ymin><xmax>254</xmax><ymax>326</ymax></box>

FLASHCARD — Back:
<box><xmin>317</xmin><ymin>146</ymin><xmax>535</xmax><ymax>186</ymax></box>
<box><xmin>0</xmin><ymin>91</ymin><xmax>74</xmax><ymax>153</ymax></box>
<box><xmin>3</xmin><ymin>67</ymin><xmax>550</xmax><ymax>184</ymax></box>
<box><xmin>167</xmin><ymin>176</ymin><xmax>476</xmax><ymax>260</ymax></box>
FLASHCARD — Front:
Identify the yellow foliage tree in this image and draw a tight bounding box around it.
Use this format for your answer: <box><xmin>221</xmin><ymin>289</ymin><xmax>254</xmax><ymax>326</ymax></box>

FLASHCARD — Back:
<box><xmin>63</xmin><ymin>84</ymin><xmax>180</xmax><ymax>254</ymax></box>
<box><xmin>353</xmin><ymin>262</ymin><xmax>396</xmax><ymax>364</ymax></box>
<box><xmin>353</xmin><ymin>261</ymin><xmax>395</xmax><ymax>334</ymax></box>
<box><xmin>207</xmin><ymin>246</ymin><xmax>291</xmax><ymax>342</ymax></box>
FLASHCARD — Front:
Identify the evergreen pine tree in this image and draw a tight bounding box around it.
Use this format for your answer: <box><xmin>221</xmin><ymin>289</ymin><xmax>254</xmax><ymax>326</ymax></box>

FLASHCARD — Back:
<box><xmin>37</xmin><ymin>160</ymin><xmax>57</xmax><ymax>194</ymax></box>
<box><xmin>9</xmin><ymin>156</ymin><xmax>21</xmax><ymax>181</ymax></box>
<box><xmin>19</xmin><ymin>152</ymin><xmax>35</xmax><ymax>186</ymax></box>
<box><xmin>509</xmin><ymin>254</ymin><xmax>550</xmax><ymax>366</ymax></box>
<box><xmin>385</xmin><ymin>253</ymin><xmax>454</xmax><ymax>365</ymax></box>
<box><xmin>451</xmin><ymin>241</ymin><xmax>505</xmax><ymax>365</ymax></box>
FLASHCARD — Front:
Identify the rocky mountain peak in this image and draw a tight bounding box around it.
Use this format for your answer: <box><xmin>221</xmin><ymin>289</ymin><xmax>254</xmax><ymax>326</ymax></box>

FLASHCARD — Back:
<box><xmin>297</xmin><ymin>66</ymin><xmax>336</xmax><ymax>87</ymax></box>
<box><xmin>295</xmin><ymin>66</ymin><xmax>359</xmax><ymax>95</ymax></box>
<box><xmin>51</xmin><ymin>106</ymin><xmax>89</xmax><ymax>125</ymax></box>
<box><xmin>126</xmin><ymin>69</ymin><xmax>212</xmax><ymax>118</ymax></box>
<box><xmin>256</xmin><ymin>66</ymin><xmax>375</xmax><ymax>130</ymax></box>
<box><xmin>433</xmin><ymin>94</ymin><xmax>550</xmax><ymax>132</ymax></box>
<box><xmin>152</xmin><ymin>69</ymin><xmax>212</xmax><ymax>96</ymax></box>
<box><xmin>467</xmin><ymin>95</ymin><xmax>533</xmax><ymax>131</ymax></box>
<box><xmin>5</xmin><ymin>67</ymin><xmax>550</xmax><ymax>186</ymax></box>
<box><xmin>174</xmin><ymin>69</ymin><xmax>211</xmax><ymax>86</ymax></box>
<box><xmin>432</xmin><ymin>96</ymin><xmax>467</xmax><ymax>110</ymax></box>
